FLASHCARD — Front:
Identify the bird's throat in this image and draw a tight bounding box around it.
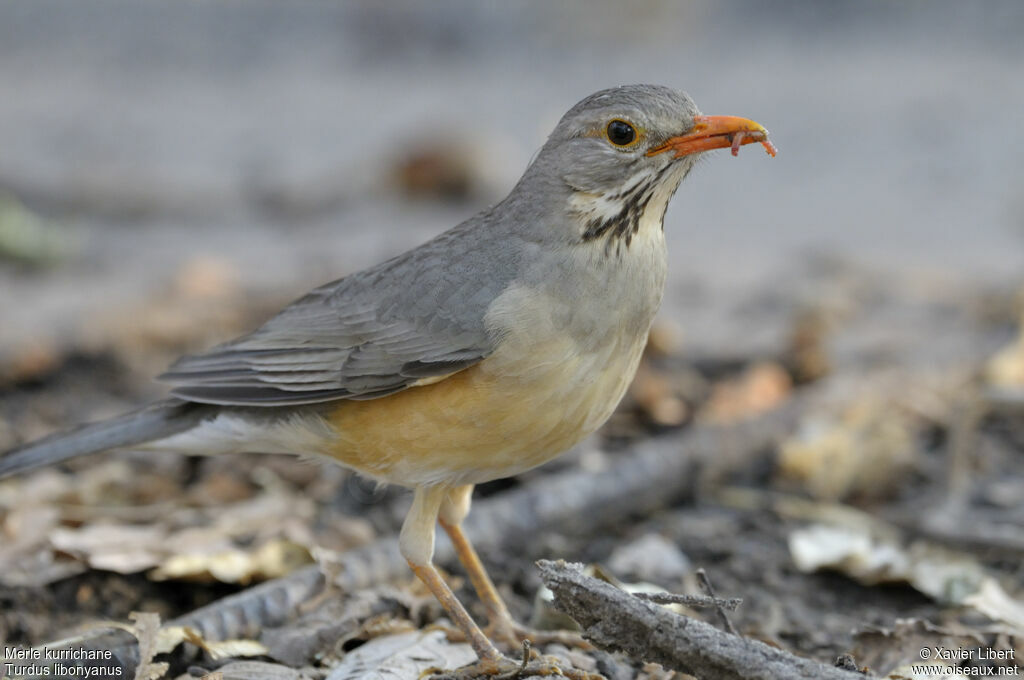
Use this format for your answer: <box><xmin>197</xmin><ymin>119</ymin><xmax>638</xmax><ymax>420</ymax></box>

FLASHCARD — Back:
<box><xmin>572</xmin><ymin>163</ymin><xmax>688</xmax><ymax>254</ymax></box>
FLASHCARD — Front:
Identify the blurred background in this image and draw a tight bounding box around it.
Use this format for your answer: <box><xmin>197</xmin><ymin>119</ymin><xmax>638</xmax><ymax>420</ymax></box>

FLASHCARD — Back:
<box><xmin>1</xmin><ymin>0</ymin><xmax>1022</xmax><ymax>367</ymax></box>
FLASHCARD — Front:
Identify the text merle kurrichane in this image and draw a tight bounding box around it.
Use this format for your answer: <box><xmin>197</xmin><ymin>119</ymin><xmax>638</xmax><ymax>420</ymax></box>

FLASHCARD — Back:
<box><xmin>4</xmin><ymin>646</ymin><xmax>122</xmax><ymax>677</ymax></box>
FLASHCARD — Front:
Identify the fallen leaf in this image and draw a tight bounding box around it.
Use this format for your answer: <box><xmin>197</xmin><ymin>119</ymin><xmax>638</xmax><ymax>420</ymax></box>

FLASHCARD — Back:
<box><xmin>699</xmin><ymin>362</ymin><xmax>792</xmax><ymax>424</ymax></box>
<box><xmin>852</xmin><ymin>619</ymin><xmax>985</xmax><ymax>676</ymax></box>
<box><xmin>50</xmin><ymin>523</ymin><xmax>168</xmax><ymax>574</ymax></box>
<box><xmin>151</xmin><ymin>539</ymin><xmax>311</xmax><ymax>584</ymax></box>
<box><xmin>131</xmin><ymin>611</ymin><xmax>169</xmax><ymax>680</ymax></box>
<box><xmin>324</xmin><ymin>630</ymin><xmax>475</xmax><ymax>680</ymax></box>
<box><xmin>964</xmin><ymin>579</ymin><xmax>1024</xmax><ymax>632</ymax></box>
<box><xmin>778</xmin><ymin>400</ymin><xmax>915</xmax><ymax>500</ymax></box>
<box><xmin>215</xmin><ymin>661</ymin><xmax>307</xmax><ymax>680</ymax></box>
<box><xmin>630</xmin><ymin>361</ymin><xmax>689</xmax><ymax>427</ymax></box>
<box><xmin>789</xmin><ymin>521</ymin><xmax>1024</xmax><ymax>622</ymax></box>
<box><xmin>985</xmin><ymin>329</ymin><xmax>1024</xmax><ymax>388</ymax></box>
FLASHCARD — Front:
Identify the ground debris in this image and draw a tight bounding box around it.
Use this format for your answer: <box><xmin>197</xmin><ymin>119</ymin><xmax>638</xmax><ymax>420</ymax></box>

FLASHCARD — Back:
<box><xmin>1</xmin><ymin>476</ymin><xmax>321</xmax><ymax>586</ymax></box>
<box><xmin>789</xmin><ymin>523</ymin><xmax>983</xmax><ymax>603</ymax></box>
<box><xmin>697</xmin><ymin>362</ymin><xmax>792</xmax><ymax>425</ymax></box>
<box><xmin>984</xmin><ymin>292</ymin><xmax>1024</xmax><ymax>389</ymax></box>
<box><xmin>323</xmin><ymin>630</ymin><xmax>474</xmax><ymax>680</ymax></box>
<box><xmin>261</xmin><ymin>589</ymin><xmax>413</xmax><ymax>667</ymax></box>
<box><xmin>131</xmin><ymin>611</ymin><xmax>170</xmax><ymax>680</ymax></box>
<box><xmin>851</xmin><ymin>619</ymin><xmax>1012</xmax><ymax>678</ymax></box>
<box><xmin>777</xmin><ymin>398</ymin><xmax>916</xmax><ymax>501</ymax></box>
<box><xmin>189</xmin><ymin>660</ymin><xmax>319</xmax><ymax>680</ymax></box>
<box><xmin>785</xmin><ymin>503</ymin><xmax>1024</xmax><ymax>625</ymax></box>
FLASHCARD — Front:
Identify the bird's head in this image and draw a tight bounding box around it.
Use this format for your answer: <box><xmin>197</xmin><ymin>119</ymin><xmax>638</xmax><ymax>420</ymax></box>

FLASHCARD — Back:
<box><xmin>516</xmin><ymin>84</ymin><xmax>775</xmax><ymax>249</ymax></box>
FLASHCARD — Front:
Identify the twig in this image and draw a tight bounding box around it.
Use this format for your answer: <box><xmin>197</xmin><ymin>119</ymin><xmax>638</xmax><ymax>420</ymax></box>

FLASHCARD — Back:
<box><xmin>516</xmin><ymin>639</ymin><xmax>531</xmax><ymax>676</ymax></box>
<box><xmin>633</xmin><ymin>591</ymin><xmax>742</xmax><ymax>612</ymax></box>
<box><xmin>537</xmin><ymin>560</ymin><xmax>864</xmax><ymax>680</ymax></box>
<box><xmin>695</xmin><ymin>568</ymin><xmax>738</xmax><ymax>636</ymax></box>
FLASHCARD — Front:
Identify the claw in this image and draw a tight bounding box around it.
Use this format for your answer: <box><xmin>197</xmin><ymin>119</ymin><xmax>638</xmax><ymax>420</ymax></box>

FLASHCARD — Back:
<box><xmin>438</xmin><ymin>616</ymin><xmax>592</xmax><ymax>654</ymax></box>
<box><xmin>425</xmin><ymin>653</ymin><xmax>602</xmax><ymax>680</ymax></box>
<box><xmin>486</xmin><ymin>619</ymin><xmax>593</xmax><ymax>654</ymax></box>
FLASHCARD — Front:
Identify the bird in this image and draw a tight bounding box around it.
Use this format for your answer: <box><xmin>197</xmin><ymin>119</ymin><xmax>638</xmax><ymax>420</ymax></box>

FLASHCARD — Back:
<box><xmin>0</xmin><ymin>85</ymin><xmax>774</xmax><ymax>675</ymax></box>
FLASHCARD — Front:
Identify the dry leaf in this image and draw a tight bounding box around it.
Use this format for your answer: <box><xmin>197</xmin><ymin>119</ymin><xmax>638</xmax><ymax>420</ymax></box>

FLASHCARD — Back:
<box><xmin>151</xmin><ymin>539</ymin><xmax>311</xmax><ymax>584</ymax></box>
<box><xmin>173</xmin><ymin>255</ymin><xmax>239</xmax><ymax>301</ymax></box>
<box><xmin>785</xmin><ymin>307</ymin><xmax>832</xmax><ymax>383</ymax></box>
<box><xmin>778</xmin><ymin>400</ymin><xmax>915</xmax><ymax>500</ymax></box>
<box><xmin>646</xmin><ymin>322</ymin><xmax>684</xmax><ymax>358</ymax></box>
<box><xmin>215</xmin><ymin>661</ymin><xmax>307</xmax><ymax>680</ymax></box>
<box><xmin>985</xmin><ymin>332</ymin><xmax>1024</xmax><ymax>388</ymax></box>
<box><xmin>852</xmin><ymin>619</ymin><xmax>985</xmax><ymax>677</ymax></box>
<box><xmin>131</xmin><ymin>611</ymin><xmax>169</xmax><ymax>680</ymax></box>
<box><xmin>50</xmin><ymin>522</ymin><xmax>168</xmax><ymax>574</ymax></box>
<box><xmin>154</xmin><ymin>625</ymin><xmax>268</xmax><ymax>660</ymax></box>
<box><xmin>964</xmin><ymin>579</ymin><xmax>1024</xmax><ymax>632</ymax></box>
<box><xmin>630</xmin><ymin>360</ymin><xmax>689</xmax><ymax>426</ymax></box>
<box><xmin>985</xmin><ymin>294</ymin><xmax>1024</xmax><ymax>388</ymax></box>
<box><xmin>699</xmin><ymin>362</ymin><xmax>791</xmax><ymax>424</ymax></box>
<box><xmin>15</xmin><ymin>483</ymin><xmax>318</xmax><ymax>585</ymax></box>
<box><xmin>789</xmin><ymin>522</ymin><xmax>1024</xmax><ymax>620</ymax></box>
<box><xmin>324</xmin><ymin>631</ymin><xmax>475</xmax><ymax>680</ymax></box>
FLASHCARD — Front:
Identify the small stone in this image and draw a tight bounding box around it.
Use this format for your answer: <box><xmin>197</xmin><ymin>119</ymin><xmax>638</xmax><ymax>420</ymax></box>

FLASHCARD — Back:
<box><xmin>606</xmin><ymin>533</ymin><xmax>691</xmax><ymax>585</ymax></box>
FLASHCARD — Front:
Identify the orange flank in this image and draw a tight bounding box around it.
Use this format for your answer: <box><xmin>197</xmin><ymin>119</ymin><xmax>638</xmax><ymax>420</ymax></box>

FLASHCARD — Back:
<box><xmin>325</xmin><ymin>331</ymin><xmax>645</xmax><ymax>488</ymax></box>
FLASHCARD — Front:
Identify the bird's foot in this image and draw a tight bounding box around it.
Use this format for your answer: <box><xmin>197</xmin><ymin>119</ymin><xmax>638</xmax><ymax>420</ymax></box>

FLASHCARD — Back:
<box><xmin>423</xmin><ymin>641</ymin><xmax>602</xmax><ymax>680</ymax></box>
<box><xmin>484</xmin><ymin>619</ymin><xmax>593</xmax><ymax>653</ymax></box>
<box><xmin>430</xmin><ymin>618</ymin><xmax>592</xmax><ymax>653</ymax></box>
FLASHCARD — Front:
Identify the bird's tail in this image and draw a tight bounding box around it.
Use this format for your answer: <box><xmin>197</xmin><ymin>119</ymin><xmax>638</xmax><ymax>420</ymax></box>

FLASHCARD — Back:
<box><xmin>0</xmin><ymin>399</ymin><xmax>215</xmax><ymax>478</ymax></box>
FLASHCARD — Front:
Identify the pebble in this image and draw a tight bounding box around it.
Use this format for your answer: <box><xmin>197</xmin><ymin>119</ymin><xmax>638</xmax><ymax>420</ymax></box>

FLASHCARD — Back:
<box><xmin>606</xmin><ymin>533</ymin><xmax>691</xmax><ymax>585</ymax></box>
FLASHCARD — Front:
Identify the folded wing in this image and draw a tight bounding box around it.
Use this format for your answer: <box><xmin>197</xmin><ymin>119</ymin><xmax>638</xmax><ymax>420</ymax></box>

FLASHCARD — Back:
<box><xmin>160</xmin><ymin>270</ymin><xmax>494</xmax><ymax>406</ymax></box>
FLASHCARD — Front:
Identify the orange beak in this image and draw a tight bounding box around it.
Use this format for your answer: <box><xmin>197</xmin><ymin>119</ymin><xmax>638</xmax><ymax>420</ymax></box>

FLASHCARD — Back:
<box><xmin>648</xmin><ymin>115</ymin><xmax>777</xmax><ymax>158</ymax></box>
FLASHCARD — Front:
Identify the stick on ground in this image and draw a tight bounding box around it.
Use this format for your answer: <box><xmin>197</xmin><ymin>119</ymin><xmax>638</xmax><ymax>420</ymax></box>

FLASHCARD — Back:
<box><xmin>537</xmin><ymin>560</ymin><xmax>865</xmax><ymax>680</ymax></box>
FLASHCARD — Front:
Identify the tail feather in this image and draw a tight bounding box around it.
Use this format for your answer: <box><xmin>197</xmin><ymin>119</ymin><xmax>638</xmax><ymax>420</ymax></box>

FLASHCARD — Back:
<box><xmin>0</xmin><ymin>399</ymin><xmax>215</xmax><ymax>478</ymax></box>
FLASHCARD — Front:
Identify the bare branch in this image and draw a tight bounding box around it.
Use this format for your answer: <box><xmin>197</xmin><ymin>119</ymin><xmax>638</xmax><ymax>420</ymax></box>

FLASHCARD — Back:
<box><xmin>537</xmin><ymin>560</ymin><xmax>865</xmax><ymax>680</ymax></box>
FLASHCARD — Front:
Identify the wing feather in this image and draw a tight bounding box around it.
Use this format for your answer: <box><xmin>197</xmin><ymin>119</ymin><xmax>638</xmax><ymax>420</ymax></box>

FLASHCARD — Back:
<box><xmin>159</xmin><ymin>267</ymin><xmax>497</xmax><ymax>406</ymax></box>
<box><xmin>158</xmin><ymin>209</ymin><xmax>523</xmax><ymax>407</ymax></box>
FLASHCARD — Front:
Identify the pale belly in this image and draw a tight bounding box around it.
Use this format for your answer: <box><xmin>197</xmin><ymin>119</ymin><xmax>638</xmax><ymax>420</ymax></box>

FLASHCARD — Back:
<box><xmin>323</xmin><ymin>329</ymin><xmax>648</xmax><ymax>487</ymax></box>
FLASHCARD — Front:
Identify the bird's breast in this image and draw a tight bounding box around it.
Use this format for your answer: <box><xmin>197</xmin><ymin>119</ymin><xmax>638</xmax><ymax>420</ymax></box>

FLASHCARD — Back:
<box><xmin>321</xmin><ymin>267</ymin><xmax>659</xmax><ymax>488</ymax></box>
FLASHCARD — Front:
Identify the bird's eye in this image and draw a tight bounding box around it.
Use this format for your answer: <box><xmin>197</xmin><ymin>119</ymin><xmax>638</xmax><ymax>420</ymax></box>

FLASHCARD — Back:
<box><xmin>606</xmin><ymin>119</ymin><xmax>637</xmax><ymax>147</ymax></box>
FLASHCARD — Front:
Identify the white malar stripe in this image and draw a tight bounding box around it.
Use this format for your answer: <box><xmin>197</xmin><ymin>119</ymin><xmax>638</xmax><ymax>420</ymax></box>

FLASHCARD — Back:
<box><xmin>568</xmin><ymin>168</ymin><xmax>660</xmax><ymax>225</ymax></box>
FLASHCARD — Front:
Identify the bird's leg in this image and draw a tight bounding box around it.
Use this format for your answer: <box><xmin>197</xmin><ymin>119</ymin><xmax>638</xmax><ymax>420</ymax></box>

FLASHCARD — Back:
<box><xmin>438</xmin><ymin>485</ymin><xmax>517</xmax><ymax>646</ymax></box>
<box><xmin>439</xmin><ymin>485</ymin><xmax>592</xmax><ymax>652</ymax></box>
<box><xmin>402</xmin><ymin>486</ymin><xmax>596</xmax><ymax>679</ymax></box>
<box><xmin>401</xmin><ymin>485</ymin><xmax>502</xmax><ymax>668</ymax></box>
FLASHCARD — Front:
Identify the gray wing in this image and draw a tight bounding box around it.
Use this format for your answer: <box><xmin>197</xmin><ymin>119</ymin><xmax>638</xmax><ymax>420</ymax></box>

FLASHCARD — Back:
<box><xmin>159</xmin><ymin>220</ymin><xmax>517</xmax><ymax>407</ymax></box>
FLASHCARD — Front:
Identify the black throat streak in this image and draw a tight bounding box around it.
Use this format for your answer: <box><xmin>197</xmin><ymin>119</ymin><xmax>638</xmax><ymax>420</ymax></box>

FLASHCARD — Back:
<box><xmin>579</xmin><ymin>164</ymin><xmax>672</xmax><ymax>254</ymax></box>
